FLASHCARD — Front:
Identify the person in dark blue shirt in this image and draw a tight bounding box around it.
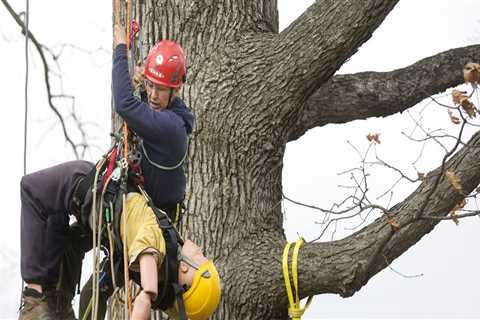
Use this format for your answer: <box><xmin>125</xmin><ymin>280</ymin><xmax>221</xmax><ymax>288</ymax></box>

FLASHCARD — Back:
<box><xmin>113</xmin><ymin>24</ymin><xmax>194</xmax><ymax>218</ymax></box>
<box><xmin>18</xmin><ymin>25</ymin><xmax>194</xmax><ymax>320</ymax></box>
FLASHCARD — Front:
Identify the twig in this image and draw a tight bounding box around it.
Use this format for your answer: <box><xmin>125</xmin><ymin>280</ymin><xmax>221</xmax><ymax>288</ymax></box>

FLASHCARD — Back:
<box><xmin>422</xmin><ymin>210</ymin><xmax>480</xmax><ymax>221</ymax></box>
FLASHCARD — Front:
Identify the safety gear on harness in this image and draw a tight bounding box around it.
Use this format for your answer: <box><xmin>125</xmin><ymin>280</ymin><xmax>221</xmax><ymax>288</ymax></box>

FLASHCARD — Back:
<box><xmin>144</xmin><ymin>40</ymin><xmax>186</xmax><ymax>89</ymax></box>
<box><xmin>179</xmin><ymin>260</ymin><xmax>221</xmax><ymax>320</ymax></box>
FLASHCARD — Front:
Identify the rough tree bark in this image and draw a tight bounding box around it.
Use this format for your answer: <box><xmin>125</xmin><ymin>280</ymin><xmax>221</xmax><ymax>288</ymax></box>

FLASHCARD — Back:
<box><xmin>114</xmin><ymin>1</ymin><xmax>480</xmax><ymax>319</ymax></box>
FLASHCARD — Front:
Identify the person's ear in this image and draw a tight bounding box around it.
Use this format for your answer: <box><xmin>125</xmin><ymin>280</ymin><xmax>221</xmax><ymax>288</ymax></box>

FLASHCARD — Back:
<box><xmin>180</xmin><ymin>261</ymin><xmax>189</xmax><ymax>273</ymax></box>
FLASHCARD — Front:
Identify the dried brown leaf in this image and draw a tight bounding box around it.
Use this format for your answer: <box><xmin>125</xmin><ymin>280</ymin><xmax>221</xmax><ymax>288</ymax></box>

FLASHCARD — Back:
<box><xmin>450</xmin><ymin>198</ymin><xmax>467</xmax><ymax>226</ymax></box>
<box><xmin>367</xmin><ymin>133</ymin><xmax>381</xmax><ymax>144</ymax></box>
<box><xmin>452</xmin><ymin>90</ymin><xmax>477</xmax><ymax>118</ymax></box>
<box><xmin>461</xmin><ymin>100</ymin><xmax>477</xmax><ymax>118</ymax></box>
<box><xmin>446</xmin><ymin>170</ymin><xmax>462</xmax><ymax>193</ymax></box>
<box><xmin>447</xmin><ymin>110</ymin><xmax>461</xmax><ymax>124</ymax></box>
<box><xmin>387</xmin><ymin>214</ymin><xmax>400</xmax><ymax>231</ymax></box>
<box><xmin>452</xmin><ymin>89</ymin><xmax>467</xmax><ymax>105</ymax></box>
<box><xmin>463</xmin><ymin>62</ymin><xmax>480</xmax><ymax>85</ymax></box>
<box><xmin>450</xmin><ymin>211</ymin><xmax>460</xmax><ymax>225</ymax></box>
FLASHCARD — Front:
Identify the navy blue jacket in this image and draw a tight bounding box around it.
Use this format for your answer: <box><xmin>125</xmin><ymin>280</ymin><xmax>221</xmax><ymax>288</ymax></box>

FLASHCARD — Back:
<box><xmin>112</xmin><ymin>44</ymin><xmax>194</xmax><ymax>207</ymax></box>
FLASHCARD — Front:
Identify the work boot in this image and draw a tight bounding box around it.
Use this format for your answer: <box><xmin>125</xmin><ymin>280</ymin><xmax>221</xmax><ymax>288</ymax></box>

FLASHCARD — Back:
<box><xmin>46</xmin><ymin>289</ymin><xmax>76</xmax><ymax>320</ymax></box>
<box><xmin>18</xmin><ymin>287</ymin><xmax>55</xmax><ymax>320</ymax></box>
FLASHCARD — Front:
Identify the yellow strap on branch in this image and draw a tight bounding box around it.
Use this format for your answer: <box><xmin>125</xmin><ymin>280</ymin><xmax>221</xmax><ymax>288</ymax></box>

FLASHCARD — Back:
<box><xmin>282</xmin><ymin>238</ymin><xmax>314</xmax><ymax>320</ymax></box>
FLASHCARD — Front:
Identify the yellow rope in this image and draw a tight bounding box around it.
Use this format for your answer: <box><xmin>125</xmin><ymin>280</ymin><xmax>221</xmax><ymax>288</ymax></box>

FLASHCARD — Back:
<box><xmin>175</xmin><ymin>203</ymin><xmax>180</xmax><ymax>225</ymax></box>
<box><xmin>282</xmin><ymin>238</ymin><xmax>314</xmax><ymax>319</ymax></box>
<box><xmin>126</xmin><ymin>0</ymin><xmax>131</xmax><ymax>49</ymax></box>
<box><xmin>82</xmin><ymin>297</ymin><xmax>93</xmax><ymax>320</ymax></box>
<box><xmin>123</xmin><ymin>122</ymin><xmax>129</xmax><ymax>159</ymax></box>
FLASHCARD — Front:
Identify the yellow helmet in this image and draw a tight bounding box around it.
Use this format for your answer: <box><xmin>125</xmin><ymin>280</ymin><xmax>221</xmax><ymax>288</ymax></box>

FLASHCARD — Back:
<box><xmin>179</xmin><ymin>260</ymin><xmax>221</xmax><ymax>320</ymax></box>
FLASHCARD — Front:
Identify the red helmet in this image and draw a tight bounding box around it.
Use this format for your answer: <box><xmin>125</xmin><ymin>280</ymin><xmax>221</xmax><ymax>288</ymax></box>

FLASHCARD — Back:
<box><xmin>144</xmin><ymin>40</ymin><xmax>186</xmax><ymax>89</ymax></box>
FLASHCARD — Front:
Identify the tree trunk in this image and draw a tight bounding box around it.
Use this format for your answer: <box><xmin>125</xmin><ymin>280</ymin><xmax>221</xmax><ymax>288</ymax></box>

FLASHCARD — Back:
<box><xmin>111</xmin><ymin>1</ymin><xmax>480</xmax><ymax>319</ymax></box>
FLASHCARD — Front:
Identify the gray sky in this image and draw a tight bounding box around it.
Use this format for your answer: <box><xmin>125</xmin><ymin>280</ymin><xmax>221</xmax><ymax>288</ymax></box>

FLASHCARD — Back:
<box><xmin>1</xmin><ymin>0</ymin><xmax>479</xmax><ymax>319</ymax></box>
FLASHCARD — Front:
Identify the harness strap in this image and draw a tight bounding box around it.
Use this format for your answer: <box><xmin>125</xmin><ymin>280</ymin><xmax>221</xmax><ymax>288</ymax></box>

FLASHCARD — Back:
<box><xmin>282</xmin><ymin>238</ymin><xmax>313</xmax><ymax>320</ymax></box>
<box><xmin>173</xmin><ymin>283</ymin><xmax>188</xmax><ymax>320</ymax></box>
<box><xmin>71</xmin><ymin>167</ymin><xmax>97</xmax><ymax>220</ymax></box>
<box><xmin>138</xmin><ymin>185</ymin><xmax>184</xmax><ymax>245</ymax></box>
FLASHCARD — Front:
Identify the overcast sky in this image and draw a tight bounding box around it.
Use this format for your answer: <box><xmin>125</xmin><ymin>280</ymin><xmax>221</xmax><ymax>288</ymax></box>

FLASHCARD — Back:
<box><xmin>1</xmin><ymin>1</ymin><xmax>479</xmax><ymax>319</ymax></box>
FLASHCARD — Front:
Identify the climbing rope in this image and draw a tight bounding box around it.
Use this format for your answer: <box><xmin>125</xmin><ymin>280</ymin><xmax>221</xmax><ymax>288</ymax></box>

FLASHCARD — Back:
<box><xmin>126</xmin><ymin>0</ymin><xmax>131</xmax><ymax>50</ymax></box>
<box><xmin>91</xmin><ymin>155</ymin><xmax>108</xmax><ymax>320</ymax></box>
<box><xmin>122</xmin><ymin>192</ymin><xmax>130</xmax><ymax>318</ymax></box>
<box><xmin>282</xmin><ymin>238</ymin><xmax>314</xmax><ymax>320</ymax></box>
<box><xmin>23</xmin><ymin>0</ymin><xmax>29</xmax><ymax>176</ymax></box>
<box><xmin>114</xmin><ymin>0</ymin><xmax>120</xmax><ymax>25</ymax></box>
<box><xmin>138</xmin><ymin>0</ymin><xmax>144</xmax><ymax>62</ymax></box>
<box><xmin>88</xmin><ymin>1</ymin><xmax>142</xmax><ymax>317</ymax></box>
<box><xmin>20</xmin><ymin>0</ymin><xmax>30</xmax><ymax>309</ymax></box>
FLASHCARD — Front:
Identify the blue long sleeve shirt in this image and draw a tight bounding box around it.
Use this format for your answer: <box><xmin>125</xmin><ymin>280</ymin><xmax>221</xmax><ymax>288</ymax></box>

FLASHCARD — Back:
<box><xmin>112</xmin><ymin>44</ymin><xmax>194</xmax><ymax>207</ymax></box>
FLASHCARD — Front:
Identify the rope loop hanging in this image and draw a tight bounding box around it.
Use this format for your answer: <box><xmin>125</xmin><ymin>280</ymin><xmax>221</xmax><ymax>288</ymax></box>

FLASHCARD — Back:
<box><xmin>282</xmin><ymin>238</ymin><xmax>314</xmax><ymax>320</ymax></box>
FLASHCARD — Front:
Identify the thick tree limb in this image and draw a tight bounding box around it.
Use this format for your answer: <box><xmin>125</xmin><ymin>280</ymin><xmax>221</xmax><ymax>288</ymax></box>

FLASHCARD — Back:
<box><xmin>297</xmin><ymin>129</ymin><xmax>480</xmax><ymax>298</ymax></box>
<box><xmin>269</xmin><ymin>0</ymin><xmax>399</xmax><ymax>103</ymax></box>
<box><xmin>288</xmin><ymin>44</ymin><xmax>480</xmax><ymax>141</ymax></box>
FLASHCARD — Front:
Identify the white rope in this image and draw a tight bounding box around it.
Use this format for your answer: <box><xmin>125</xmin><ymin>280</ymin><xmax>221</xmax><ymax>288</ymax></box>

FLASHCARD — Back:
<box><xmin>23</xmin><ymin>0</ymin><xmax>29</xmax><ymax>175</ymax></box>
<box><xmin>90</xmin><ymin>161</ymin><xmax>103</xmax><ymax>320</ymax></box>
<box><xmin>20</xmin><ymin>0</ymin><xmax>30</xmax><ymax>307</ymax></box>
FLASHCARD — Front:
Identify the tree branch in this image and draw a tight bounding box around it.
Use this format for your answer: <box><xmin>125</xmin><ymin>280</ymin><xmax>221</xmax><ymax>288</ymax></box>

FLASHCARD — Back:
<box><xmin>288</xmin><ymin>45</ymin><xmax>480</xmax><ymax>141</ymax></box>
<box><xmin>267</xmin><ymin>0</ymin><xmax>399</xmax><ymax>110</ymax></box>
<box><xmin>2</xmin><ymin>0</ymin><xmax>81</xmax><ymax>158</ymax></box>
<box><xmin>298</xmin><ymin>129</ymin><xmax>480</xmax><ymax>298</ymax></box>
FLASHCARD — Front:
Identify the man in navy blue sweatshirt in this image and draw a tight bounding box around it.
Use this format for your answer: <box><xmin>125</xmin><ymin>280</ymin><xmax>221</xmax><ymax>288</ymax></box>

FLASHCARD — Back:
<box><xmin>112</xmin><ymin>24</ymin><xmax>194</xmax><ymax>217</ymax></box>
<box><xmin>18</xmin><ymin>25</ymin><xmax>194</xmax><ymax>319</ymax></box>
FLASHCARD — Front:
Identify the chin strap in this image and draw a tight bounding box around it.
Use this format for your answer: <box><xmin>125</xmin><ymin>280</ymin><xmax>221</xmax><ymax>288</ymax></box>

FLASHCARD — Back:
<box><xmin>173</xmin><ymin>283</ymin><xmax>188</xmax><ymax>320</ymax></box>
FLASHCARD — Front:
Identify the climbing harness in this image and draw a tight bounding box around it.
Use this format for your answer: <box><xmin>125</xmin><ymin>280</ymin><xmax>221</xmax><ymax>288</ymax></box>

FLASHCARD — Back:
<box><xmin>282</xmin><ymin>238</ymin><xmax>314</xmax><ymax>320</ymax></box>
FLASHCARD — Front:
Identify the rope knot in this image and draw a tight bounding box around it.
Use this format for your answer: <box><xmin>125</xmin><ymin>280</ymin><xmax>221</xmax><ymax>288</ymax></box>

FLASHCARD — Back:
<box><xmin>288</xmin><ymin>307</ymin><xmax>306</xmax><ymax>319</ymax></box>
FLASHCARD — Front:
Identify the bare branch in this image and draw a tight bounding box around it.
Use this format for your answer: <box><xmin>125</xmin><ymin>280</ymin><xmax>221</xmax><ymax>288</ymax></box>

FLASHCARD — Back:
<box><xmin>1</xmin><ymin>0</ymin><xmax>93</xmax><ymax>159</ymax></box>
<box><xmin>382</xmin><ymin>254</ymin><xmax>424</xmax><ymax>279</ymax></box>
<box><xmin>297</xmin><ymin>129</ymin><xmax>480</xmax><ymax>299</ymax></box>
<box><xmin>422</xmin><ymin>210</ymin><xmax>480</xmax><ymax>221</ymax></box>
